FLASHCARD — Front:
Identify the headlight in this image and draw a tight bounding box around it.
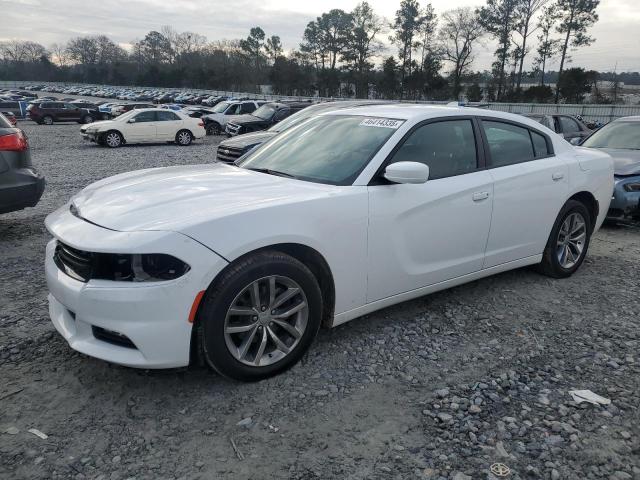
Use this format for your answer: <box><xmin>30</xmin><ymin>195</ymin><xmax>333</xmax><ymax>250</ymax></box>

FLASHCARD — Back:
<box><xmin>94</xmin><ymin>253</ymin><xmax>191</xmax><ymax>282</ymax></box>
<box><xmin>54</xmin><ymin>242</ymin><xmax>190</xmax><ymax>283</ymax></box>
<box><xmin>623</xmin><ymin>183</ymin><xmax>640</xmax><ymax>192</ymax></box>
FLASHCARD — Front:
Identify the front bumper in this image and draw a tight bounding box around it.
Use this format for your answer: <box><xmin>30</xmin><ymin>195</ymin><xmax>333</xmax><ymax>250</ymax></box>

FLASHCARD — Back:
<box><xmin>45</xmin><ymin>205</ymin><xmax>228</xmax><ymax>368</ymax></box>
<box><xmin>608</xmin><ymin>175</ymin><xmax>640</xmax><ymax>219</ymax></box>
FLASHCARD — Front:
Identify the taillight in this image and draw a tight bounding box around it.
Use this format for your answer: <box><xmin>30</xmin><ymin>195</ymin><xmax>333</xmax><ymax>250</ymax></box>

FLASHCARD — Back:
<box><xmin>0</xmin><ymin>130</ymin><xmax>29</xmax><ymax>152</ymax></box>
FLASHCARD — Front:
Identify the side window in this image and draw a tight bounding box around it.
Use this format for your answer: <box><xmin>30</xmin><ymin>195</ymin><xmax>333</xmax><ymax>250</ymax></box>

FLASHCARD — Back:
<box><xmin>157</xmin><ymin>111</ymin><xmax>179</xmax><ymax>121</ymax></box>
<box><xmin>483</xmin><ymin>121</ymin><xmax>535</xmax><ymax>167</ymax></box>
<box><xmin>531</xmin><ymin>130</ymin><xmax>551</xmax><ymax>157</ymax></box>
<box><xmin>64</xmin><ymin>103</ymin><xmax>77</xmax><ymax>109</ymax></box>
<box><xmin>226</xmin><ymin>104</ymin><xmax>240</xmax><ymax>115</ymax></box>
<box><xmin>274</xmin><ymin>109</ymin><xmax>291</xmax><ymax>121</ymax></box>
<box><xmin>240</xmin><ymin>102</ymin><xmax>256</xmax><ymax>114</ymax></box>
<box><xmin>559</xmin><ymin>116</ymin><xmax>580</xmax><ymax>134</ymax></box>
<box><xmin>133</xmin><ymin>111</ymin><xmax>156</xmax><ymax>123</ymax></box>
<box><xmin>389</xmin><ymin>120</ymin><xmax>478</xmax><ymax>180</ymax></box>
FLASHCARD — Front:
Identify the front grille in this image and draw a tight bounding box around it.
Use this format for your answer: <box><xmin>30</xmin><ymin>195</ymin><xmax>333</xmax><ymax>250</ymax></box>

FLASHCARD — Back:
<box><xmin>92</xmin><ymin>326</ymin><xmax>137</xmax><ymax>349</ymax></box>
<box><xmin>53</xmin><ymin>242</ymin><xmax>93</xmax><ymax>282</ymax></box>
<box><xmin>226</xmin><ymin>123</ymin><xmax>241</xmax><ymax>135</ymax></box>
<box><xmin>216</xmin><ymin>145</ymin><xmax>246</xmax><ymax>163</ymax></box>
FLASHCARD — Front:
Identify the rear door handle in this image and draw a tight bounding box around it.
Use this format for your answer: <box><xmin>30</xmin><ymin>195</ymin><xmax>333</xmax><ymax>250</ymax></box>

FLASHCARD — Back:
<box><xmin>472</xmin><ymin>191</ymin><xmax>490</xmax><ymax>202</ymax></box>
<box><xmin>552</xmin><ymin>172</ymin><xmax>565</xmax><ymax>181</ymax></box>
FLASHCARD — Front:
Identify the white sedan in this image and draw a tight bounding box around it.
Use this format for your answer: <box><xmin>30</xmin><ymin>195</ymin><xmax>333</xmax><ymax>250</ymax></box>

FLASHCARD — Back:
<box><xmin>46</xmin><ymin>105</ymin><xmax>613</xmax><ymax>380</ymax></box>
<box><xmin>80</xmin><ymin>108</ymin><xmax>206</xmax><ymax>147</ymax></box>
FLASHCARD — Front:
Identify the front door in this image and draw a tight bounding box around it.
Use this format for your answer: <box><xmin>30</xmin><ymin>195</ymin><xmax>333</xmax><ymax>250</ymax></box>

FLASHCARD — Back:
<box><xmin>125</xmin><ymin>111</ymin><xmax>157</xmax><ymax>142</ymax></box>
<box><xmin>367</xmin><ymin>118</ymin><xmax>494</xmax><ymax>303</ymax></box>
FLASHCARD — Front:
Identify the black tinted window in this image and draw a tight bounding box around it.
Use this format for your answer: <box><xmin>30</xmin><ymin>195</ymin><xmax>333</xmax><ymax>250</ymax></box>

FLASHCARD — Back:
<box><xmin>559</xmin><ymin>116</ymin><xmax>580</xmax><ymax>134</ymax></box>
<box><xmin>157</xmin><ymin>111</ymin><xmax>180</xmax><ymax>121</ymax></box>
<box><xmin>483</xmin><ymin>121</ymin><xmax>535</xmax><ymax>167</ymax></box>
<box><xmin>240</xmin><ymin>102</ymin><xmax>256</xmax><ymax>114</ymax></box>
<box><xmin>133</xmin><ymin>111</ymin><xmax>156</xmax><ymax>122</ymax></box>
<box><xmin>0</xmin><ymin>102</ymin><xmax>18</xmax><ymax>109</ymax></box>
<box><xmin>531</xmin><ymin>131</ymin><xmax>550</xmax><ymax>157</ymax></box>
<box><xmin>390</xmin><ymin>120</ymin><xmax>478</xmax><ymax>179</ymax></box>
<box><xmin>274</xmin><ymin>109</ymin><xmax>291</xmax><ymax>121</ymax></box>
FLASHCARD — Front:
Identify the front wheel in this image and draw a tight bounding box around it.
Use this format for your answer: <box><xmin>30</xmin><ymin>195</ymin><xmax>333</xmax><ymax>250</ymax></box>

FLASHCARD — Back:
<box><xmin>197</xmin><ymin>251</ymin><xmax>322</xmax><ymax>381</ymax></box>
<box><xmin>103</xmin><ymin>131</ymin><xmax>123</xmax><ymax>148</ymax></box>
<box><xmin>42</xmin><ymin>116</ymin><xmax>53</xmax><ymax>125</ymax></box>
<box><xmin>538</xmin><ymin>200</ymin><xmax>592</xmax><ymax>278</ymax></box>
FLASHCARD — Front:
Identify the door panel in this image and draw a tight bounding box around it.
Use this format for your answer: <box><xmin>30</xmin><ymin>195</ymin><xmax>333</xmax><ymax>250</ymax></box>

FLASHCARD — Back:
<box><xmin>367</xmin><ymin>170</ymin><xmax>494</xmax><ymax>302</ymax></box>
<box><xmin>484</xmin><ymin>157</ymin><xmax>568</xmax><ymax>267</ymax></box>
<box><xmin>124</xmin><ymin>112</ymin><xmax>157</xmax><ymax>142</ymax></box>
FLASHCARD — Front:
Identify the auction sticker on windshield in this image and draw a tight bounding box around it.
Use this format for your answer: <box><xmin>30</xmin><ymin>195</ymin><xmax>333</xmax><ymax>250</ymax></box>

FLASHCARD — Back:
<box><xmin>359</xmin><ymin>118</ymin><xmax>404</xmax><ymax>129</ymax></box>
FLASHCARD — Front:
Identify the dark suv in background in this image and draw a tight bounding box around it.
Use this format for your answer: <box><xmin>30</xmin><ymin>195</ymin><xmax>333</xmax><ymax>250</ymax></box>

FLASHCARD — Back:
<box><xmin>224</xmin><ymin>102</ymin><xmax>311</xmax><ymax>136</ymax></box>
<box><xmin>0</xmin><ymin>113</ymin><xmax>45</xmax><ymax>214</ymax></box>
<box><xmin>27</xmin><ymin>101</ymin><xmax>97</xmax><ymax>125</ymax></box>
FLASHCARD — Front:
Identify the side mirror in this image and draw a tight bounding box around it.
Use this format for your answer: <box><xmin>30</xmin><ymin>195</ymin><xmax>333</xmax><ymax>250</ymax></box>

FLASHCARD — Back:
<box><xmin>569</xmin><ymin>137</ymin><xmax>582</xmax><ymax>146</ymax></box>
<box><xmin>127</xmin><ymin>118</ymin><xmax>136</xmax><ymax>123</ymax></box>
<box><xmin>383</xmin><ymin>162</ymin><xmax>430</xmax><ymax>184</ymax></box>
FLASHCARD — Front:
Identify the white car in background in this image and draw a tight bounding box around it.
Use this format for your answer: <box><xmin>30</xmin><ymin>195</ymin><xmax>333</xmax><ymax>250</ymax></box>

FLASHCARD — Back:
<box><xmin>47</xmin><ymin>105</ymin><xmax>613</xmax><ymax>380</ymax></box>
<box><xmin>80</xmin><ymin>108</ymin><xmax>206</xmax><ymax>147</ymax></box>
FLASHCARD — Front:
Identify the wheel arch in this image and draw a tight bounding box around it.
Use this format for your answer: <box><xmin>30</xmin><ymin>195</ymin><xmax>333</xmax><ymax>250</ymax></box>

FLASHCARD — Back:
<box><xmin>568</xmin><ymin>191</ymin><xmax>599</xmax><ymax>232</ymax></box>
<box><xmin>189</xmin><ymin>242</ymin><xmax>336</xmax><ymax>365</ymax></box>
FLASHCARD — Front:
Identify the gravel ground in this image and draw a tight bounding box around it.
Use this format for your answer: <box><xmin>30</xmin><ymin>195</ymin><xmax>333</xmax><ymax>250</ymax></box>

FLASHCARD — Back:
<box><xmin>1</xmin><ymin>119</ymin><xmax>639</xmax><ymax>480</ymax></box>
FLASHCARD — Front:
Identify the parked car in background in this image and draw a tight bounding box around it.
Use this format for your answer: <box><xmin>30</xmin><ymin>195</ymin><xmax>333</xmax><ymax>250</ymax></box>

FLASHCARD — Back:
<box><xmin>579</xmin><ymin>116</ymin><xmax>640</xmax><ymax>220</ymax></box>
<box><xmin>203</xmin><ymin>100</ymin><xmax>265</xmax><ymax>135</ymax></box>
<box><xmin>225</xmin><ymin>102</ymin><xmax>312</xmax><ymax>136</ymax></box>
<box><xmin>216</xmin><ymin>100</ymin><xmax>389</xmax><ymax>163</ymax></box>
<box><xmin>80</xmin><ymin>108</ymin><xmax>206</xmax><ymax>148</ymax></box>
<box><xmin>110</xmin><ymin>103</ymin><xmax>155</xmax><ymax>117</ymax></box>
<box><xmin>182</xmin><ymin>107</ymin><xmax>216</xmax><ymax>118</ymax></box>
<box><xmin>0</xmin><ymin>111</ymin><xmax>17</xmax><ymax>126</ymax></box>
<box><xmin>27</xmin><ymin>101</ymin><xmax>96</xmax><ymax>125</ymax></box>
<box><xmin>0</xmin><ymin>112</ymin><xmax>45</xmax><ymax>214</ymax></box>
<box><xmin>524</xmin><ymin>114</ymin><xmax>592</xmax><ymax>143</ymax></box>
<box><xmin>0</xmin><ymin>100</ymin><xmax>27</xmax><ymax>118</ymax></box>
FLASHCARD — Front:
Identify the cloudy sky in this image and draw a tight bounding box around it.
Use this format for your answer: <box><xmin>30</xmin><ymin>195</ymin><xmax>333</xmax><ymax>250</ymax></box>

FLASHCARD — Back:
<box><xmin>2</xmin><ymin>0</ymin><xmax>639</xmax><ymax>72</ymax></box>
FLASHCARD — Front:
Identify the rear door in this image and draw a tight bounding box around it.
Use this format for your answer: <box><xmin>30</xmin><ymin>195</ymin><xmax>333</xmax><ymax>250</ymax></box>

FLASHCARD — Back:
<box><xmin>480</xmin><ymin>119</ymin><xmax>568</xmax><ymax>267</ymax></box>
<box><xmin>155</xmin><ymin>110</ymin><xmax>183</xmax><ymax>140</ymax></box>
<box><xmin>63</xmin><ymin>103</ymin><xmax>82</xmax><ymax>121</ymax></box>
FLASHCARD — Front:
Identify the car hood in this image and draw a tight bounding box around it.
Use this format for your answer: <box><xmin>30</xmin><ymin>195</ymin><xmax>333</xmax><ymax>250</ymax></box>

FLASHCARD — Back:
<box><xmin>71</xmin><ymin>163</ymin><xmax>335</xmax><ymax>232</ymax></box>
<box><xmin>219</xmin><ymin>131</ymin><xmax>276</xmax><ymax>149</ymax></box>
<box><xmin>227</xmin><ymin>114</ymin><xmax>268</xmax><ymax>126</ymax></box>
<box><xmin>598</xmin><ymin>148</ymin><xmax>640</xmax><ymax>176</ymax></box>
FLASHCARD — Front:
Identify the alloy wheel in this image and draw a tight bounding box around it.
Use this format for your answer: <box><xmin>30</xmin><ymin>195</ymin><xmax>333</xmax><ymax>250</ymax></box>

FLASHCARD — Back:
<box><xmin>224</xmin><ymin>275</ymin><xmax>308</xmax><ymax>367</ymax></box>
<box><xmin>556</xmin><ymin>212</ymin><xmax>587</xmax><ymax>269</ymax></box>
<box><xmin>178</xmin><ymin>131</ymin><xmax>191</xmax><ymax>145</ymax></box>
<box><xmin>105</xmin><ymin>133</ymin><xmax>121</xmax><ymax>147</ymax></box>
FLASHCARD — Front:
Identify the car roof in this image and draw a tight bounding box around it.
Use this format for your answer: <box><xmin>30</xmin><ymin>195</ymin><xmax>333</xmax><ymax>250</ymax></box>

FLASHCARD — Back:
<box><xmin>323</xmin><ymin>103</ymin><xmax>555</xmax><ymax>127</ymax></box>
<box><xmin>613</xmin><ymin>116</ymin><xmax>640</xmax><ymax>122</ymax></box>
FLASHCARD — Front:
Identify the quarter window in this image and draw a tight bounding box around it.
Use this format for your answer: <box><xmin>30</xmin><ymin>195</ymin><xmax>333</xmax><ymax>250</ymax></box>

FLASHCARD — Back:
<box><xmin>531</xmin><ymin>131</ymin><xmax>551</xmax><ymax>157</ymax></box>
<box><xmin>389</xmin><ymin>120</ymin><xmax>478</xmax><ymax>179</ymax></box>
<box><xmin>483</xmin><ymin>121</ymin><xmax>535</xmax><ymax>167</ymax></box>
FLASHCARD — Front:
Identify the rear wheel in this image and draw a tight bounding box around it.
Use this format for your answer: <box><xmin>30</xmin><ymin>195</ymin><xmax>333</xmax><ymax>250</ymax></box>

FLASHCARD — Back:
<box><xmin>206</xmin><ymin>122</ymin><xmax>221</xmax><ymax>135</ymax></box>
<box><xmin>82</xmin><ymin>115</ymin><xmax>94</xmax><ymax>124</ymax></box>
<box><xmin>175</xmin><ymin>129</ymin><xmax>193</xmax><ymax>146</ymax></box>
<box><xmin>103</xmin><ymin>131</ymin><xmax>123</xmax><ymax>148</ymax></box>
<box><xmin>538</xmin><ymin>200</ymin><xmax>592</xmax><ymax>278</ymax></box>
<box><xmin>42</xmin><ymin>116</ymin><xmax>53</xmax><ymax>125</ymax></box>
<box><xmin>197</xmin><ymin>251</ymin><xmax>322</xmax><ymax>381</ymax></box>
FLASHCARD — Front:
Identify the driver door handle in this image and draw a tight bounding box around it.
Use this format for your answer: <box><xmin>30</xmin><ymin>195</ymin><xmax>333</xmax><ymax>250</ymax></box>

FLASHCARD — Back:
<box><xmin>552</xmin><ymin>172</ymin><xmax>565</xmax><ymax>181</ymax></box>
<box><xmin>472</xmin><ymin>191</ymin><xmax>490</xmax><ymax>202</ymax></box>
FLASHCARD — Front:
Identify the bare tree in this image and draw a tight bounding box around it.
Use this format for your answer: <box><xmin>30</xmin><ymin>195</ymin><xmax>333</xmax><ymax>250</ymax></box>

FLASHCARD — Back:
<box><xmin>534</xmin><ymin>4</ymin><xmax>561</xmax><ymax>85</ymax></box>
<box><xmin>438</xmin><ymin>7</ymin><xmax>485</xmax><ymax>97</ymax></box>
<box><xmin>50</xmin><ymin>42</ymin><xmax>70</xmax><ymax>66</ymax></box>
<box><xmin>512</xmin><ymin>0</ymin><xmax>548</xmax><ymax>90</ymax></box>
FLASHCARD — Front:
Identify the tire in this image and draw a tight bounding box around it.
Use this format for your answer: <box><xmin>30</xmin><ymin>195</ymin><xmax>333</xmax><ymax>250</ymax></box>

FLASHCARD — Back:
<box><xmin>82</xmin><ymin>115</ymin><xmax>94</xmax><ymax>124</ymax></box>
<box><xmin>538</xmin><ymin>200</ymin><xmax>592</xmax><ymax>278</ymax></box>
<box><xmin>103</xmin><ymin>130</ymin><xmax>123</xmax><ymax>148</ymax></box>
<box><xmin>175</xmin><ymin>129</ymin><xmax>193</xmax><ymax>146</ymax></box>
<box><xmin>42</xmin><ymin>116</ymin><xmax>53</xmax><ymax>125</ymax></box>
<box><xmin>197</xmin><ymin>251</ymin><xmax>322</xmax><ymax>381</ymax></box>
<box><xmin>206</xmin><ymin>122</ymin><xmax>221</xmax><ymax>135</ymax></box>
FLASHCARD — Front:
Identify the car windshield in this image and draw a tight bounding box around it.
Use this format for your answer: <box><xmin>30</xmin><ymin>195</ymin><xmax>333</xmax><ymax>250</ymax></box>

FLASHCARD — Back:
<box><xmin>268</xmin><ymin>103</ymin><xmax>333</xmax><ymax>133</ymax></box>
<box><xmin>253</xmin><ymin>105</ymin><xmax>277</xmax><ymax>121</ymax></box>
<box><xmin>238</xmin><ymin>115</ymin><xmax>403</xmax><ymax>185</ymax></box>
<box><xmin>581</xmin><ymin>122</ymin><xmax>640</xmax><ymax>150</ymax></box>
<box><xmin>117</xmin><ymin>110</ymin><xmax>138</xmax><ymax>121</ymax></box>
<box><xmin>213</xmin><ymin>102</ymin><xmax>230</xmax><ymax>113</ymax></box>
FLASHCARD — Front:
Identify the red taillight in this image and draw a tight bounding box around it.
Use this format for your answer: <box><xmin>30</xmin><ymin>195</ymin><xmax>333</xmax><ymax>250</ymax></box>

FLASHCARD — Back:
<box><xmin>0</xmin><ymin>130</ymin><xmax>29</xmax><ymax>152</ymax></box>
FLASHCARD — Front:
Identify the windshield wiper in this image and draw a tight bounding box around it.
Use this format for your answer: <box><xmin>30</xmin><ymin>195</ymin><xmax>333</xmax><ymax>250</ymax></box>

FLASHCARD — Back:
<box><xmin>246</xmin><ymin>167</ymin><xmax>297</xmax><ymax>179</ymax></box>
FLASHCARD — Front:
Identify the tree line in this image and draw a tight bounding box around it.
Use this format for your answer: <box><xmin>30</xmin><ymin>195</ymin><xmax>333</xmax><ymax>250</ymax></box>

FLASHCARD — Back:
<box><xmin>0</xmin><ymin>0</ymin><xmax>618</xmax><ymax>104</ymax></box>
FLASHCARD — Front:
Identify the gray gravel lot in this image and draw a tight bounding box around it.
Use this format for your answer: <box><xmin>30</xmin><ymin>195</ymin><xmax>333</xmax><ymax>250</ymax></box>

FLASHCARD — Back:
<box><xmin>1</xmin><ymin>119</ymin><xmax>639</xmax><ymax>480</ymax></box>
